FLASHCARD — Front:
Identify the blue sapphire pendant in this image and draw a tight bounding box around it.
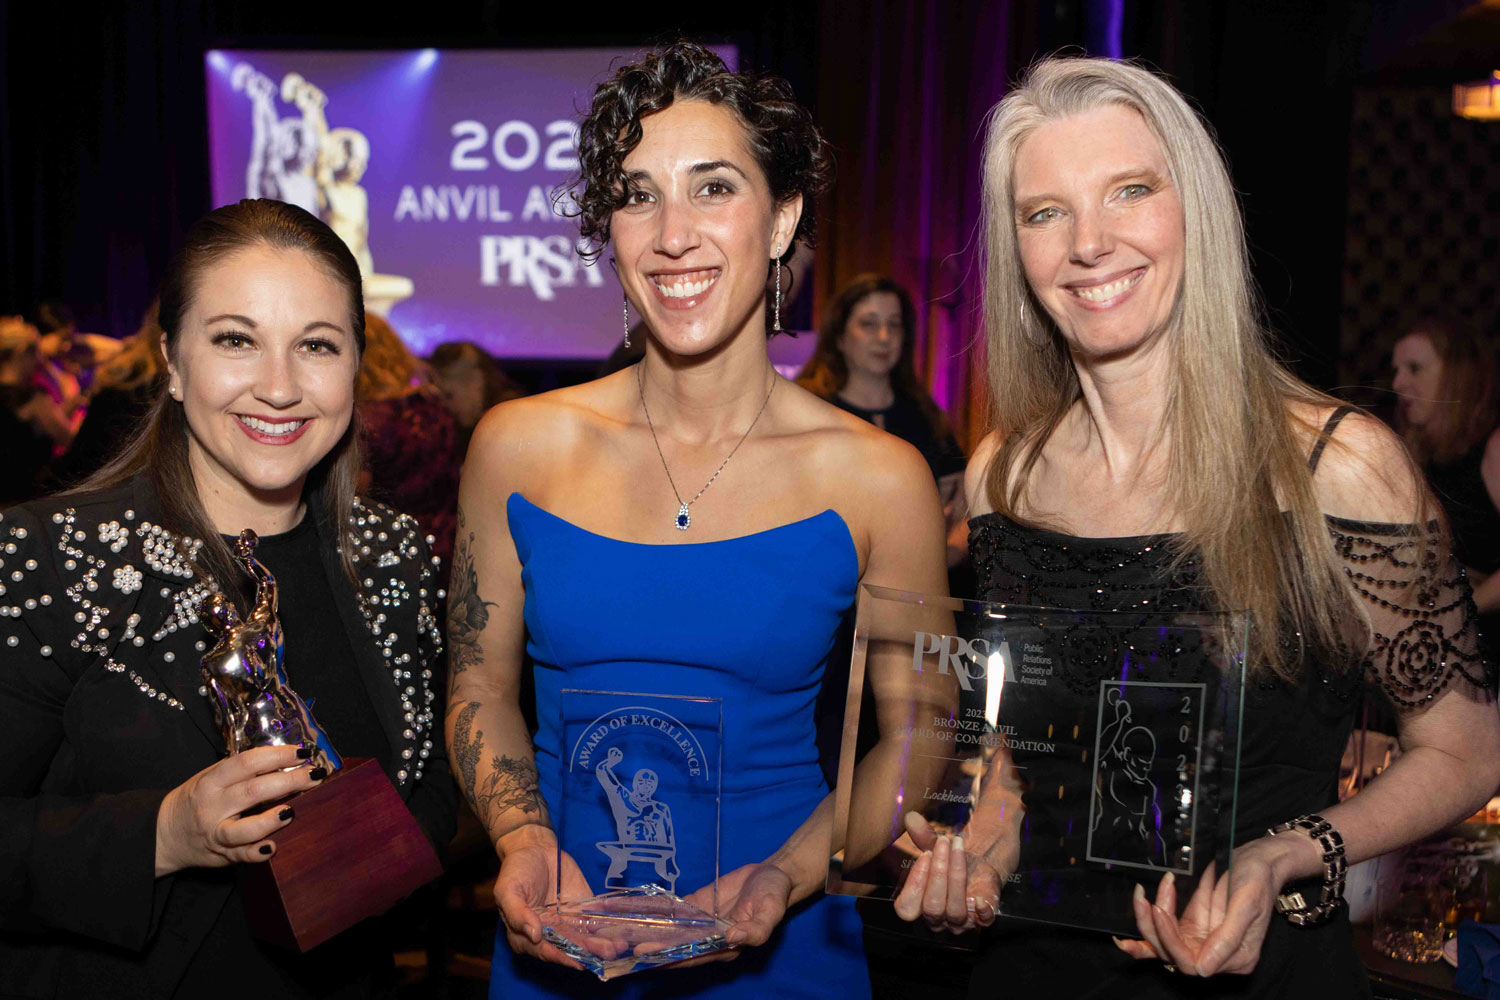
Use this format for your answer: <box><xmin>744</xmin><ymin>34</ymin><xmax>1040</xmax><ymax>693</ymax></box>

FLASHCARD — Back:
<box><xmin>675</xmin><ymin>503</ymin><xmax>691</xmax><ymax>530</ymax></box>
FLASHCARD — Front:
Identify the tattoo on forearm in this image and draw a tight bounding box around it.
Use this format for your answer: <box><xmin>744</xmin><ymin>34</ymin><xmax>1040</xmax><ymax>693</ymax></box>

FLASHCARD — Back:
<box><xmin>449</xmin><ymin>699</ymin><xmax>549</xmax><ymax>834</ymax></box>
<box><xmin>477</xmin><ymin>755</ymin><xmax>548</xmax><ymax>828</ymax></box>
<box><xmin>447</xmin><ymin>505</ymin><xmax>494</xmax><ymax>676</ymax></box>
<box><xmin>452</xmin><ymin>701</ymin><xmax>483</xmax><ymax>797</ymax></box>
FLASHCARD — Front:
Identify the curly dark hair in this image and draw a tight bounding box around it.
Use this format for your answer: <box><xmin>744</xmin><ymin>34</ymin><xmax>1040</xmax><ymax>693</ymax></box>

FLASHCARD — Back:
<box><xmin>569</xmin><ymin>42</ymin><xmax>833</xmax><ymax>267</ymax></box>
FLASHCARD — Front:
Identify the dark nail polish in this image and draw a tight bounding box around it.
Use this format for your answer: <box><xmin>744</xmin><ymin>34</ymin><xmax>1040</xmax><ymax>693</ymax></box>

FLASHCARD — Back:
<box><xmin>259</xmin><ymin>844</ymin><xmax>272</xmax><ymax>856</ymax></box>
<box><xmin>308</xmin><ymin>767</ymin><xmax>327</xmax><ymax>781</ymax></box>
<box><xmin>278</xmin><ymin>806</ymin><xmax>294</xmax><ymax>821</ymax></box>
<box><xmin>295</xmin><ymin>746</ymin><xmax>312</xmax><ymax>759</ymax></box>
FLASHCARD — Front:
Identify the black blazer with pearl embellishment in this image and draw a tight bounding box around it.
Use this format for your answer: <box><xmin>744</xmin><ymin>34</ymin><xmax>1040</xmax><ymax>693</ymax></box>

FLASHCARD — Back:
<box><xmin>0</xmin><ymin>474</ymin><xmax>456</xmax><ymax>998</ymax></box>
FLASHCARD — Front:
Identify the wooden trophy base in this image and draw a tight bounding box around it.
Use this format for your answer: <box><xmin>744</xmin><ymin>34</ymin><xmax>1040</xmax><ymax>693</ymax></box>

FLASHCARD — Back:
<box><xmin>239</xmin><ymin>756</ymin><xmax>442</xmax><ymax>952</ymax></box>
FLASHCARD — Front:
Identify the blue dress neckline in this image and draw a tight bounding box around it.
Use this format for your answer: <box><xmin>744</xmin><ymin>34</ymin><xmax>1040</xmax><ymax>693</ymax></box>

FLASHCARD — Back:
<box><xmin>494</xmin><ymin>490</ymin><xmax>869</xmax><ymax>997</ymax></box>
<box><xmin>508</xmin><ymin>492</ymin><xmax>855</xmax><ymax>552</ymax></box>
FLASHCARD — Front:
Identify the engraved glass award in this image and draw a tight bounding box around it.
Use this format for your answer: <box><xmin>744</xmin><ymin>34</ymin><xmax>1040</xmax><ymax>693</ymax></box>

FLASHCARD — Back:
<box><xmin>536</xmin><ymin>689</ymin><xmax>731</xmax><ymax>979</ymax></box>
<box><xmin>827</xmin><ymin>586</ymin><xmax>1247</xmax><ymax>936</ymax></box>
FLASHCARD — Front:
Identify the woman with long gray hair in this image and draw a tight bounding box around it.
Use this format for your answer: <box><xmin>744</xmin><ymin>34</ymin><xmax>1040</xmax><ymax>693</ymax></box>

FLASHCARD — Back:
<box><xmin>895</xmin><ymin>56</ymin><xmax>1498</xmax><ymax>996</ymax></box>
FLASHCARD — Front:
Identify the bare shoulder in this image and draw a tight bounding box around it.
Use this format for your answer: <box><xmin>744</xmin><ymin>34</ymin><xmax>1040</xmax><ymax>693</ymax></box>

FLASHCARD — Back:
<box><xmin>779</xmin><ymin>383</ymin><xmax>945</xmax><ymax>586</ymax></box>
<box><xmin>464</xmin><ymin>374</ymin><xmax>629</xmax><ymax>492</ymax></box>
<box><xmin>964</xmin><ymin>430</ymin><xmax>1005</xmax><ymax>517</ymax></box>
<box><xmin>784</xmin><ymin>381</ymin><xmax>934</xmax><ymax>505</ymax></box>
<box><xmin>1291</xmin><ymin>401</ymin><xmax>1423</xmax><ymax>523</ymax></box>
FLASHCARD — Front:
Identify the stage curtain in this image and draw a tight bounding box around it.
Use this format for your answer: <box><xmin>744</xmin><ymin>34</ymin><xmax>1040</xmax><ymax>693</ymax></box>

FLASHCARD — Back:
<box><xmin>0</xmin><ymin>1</ymin><xmax>214</xmax><ymax>337</ymax></box>
<box><xmin>812</xmin><ymin>0</ymin><xmax>1016</xmax><ymax>449</ymax></box>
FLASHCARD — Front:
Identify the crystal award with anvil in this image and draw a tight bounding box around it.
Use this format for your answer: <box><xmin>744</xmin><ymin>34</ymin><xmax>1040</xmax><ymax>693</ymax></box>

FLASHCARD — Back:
<box><xmin>827</xmin><ymin>586</ymin><xmax>1247</xmax><ymax>936</ymax></box>
<box><xmin>535</xmin><ymin>689</ymin><xmax>730</xmax><ymax>980</ymax></box>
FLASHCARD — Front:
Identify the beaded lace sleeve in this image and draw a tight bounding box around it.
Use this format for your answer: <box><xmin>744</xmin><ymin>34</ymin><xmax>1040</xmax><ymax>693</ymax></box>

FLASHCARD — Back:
<box><xmin>1328</xmin><ymin>515</ymin><xmax>1496</xmax><ymax>708</ymax></box>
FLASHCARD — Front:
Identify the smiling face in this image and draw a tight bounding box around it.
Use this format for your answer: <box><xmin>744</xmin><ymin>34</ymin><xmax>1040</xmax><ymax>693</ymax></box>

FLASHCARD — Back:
<box><xmin>838</xmin><ymin>291</ymin><xmax>904</xmax><ymax>382</ymax></box>
<box><xmin>1391</xmin><ymin>333</ymin><xmax>1444</xmax><ymax>428</ymax></box>
<box><xmin>609</xmin><ymin>99</ymin><xmax>801</xmax><ymax>357</ymax></box>
<box><xmin>1013</xmin><ymin>105</ymin><xmax>1185</xmax><ymax>362</ymax></box>
<box><xmin>165</xmin><ymin>244</ymin><xmax>359</xmax><ymax>521</ymax></box>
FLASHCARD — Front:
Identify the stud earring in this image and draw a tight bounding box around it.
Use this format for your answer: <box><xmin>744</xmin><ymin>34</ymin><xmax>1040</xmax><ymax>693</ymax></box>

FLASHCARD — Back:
<box><xmin>772</xmin><ymin>244</ymin><xmax>783</xmax><ymax>333</ymax></box>
<box><xmin>622</xmin><ymin>294</ymin><xmax>631</xmax><ymax>350</ymax></box>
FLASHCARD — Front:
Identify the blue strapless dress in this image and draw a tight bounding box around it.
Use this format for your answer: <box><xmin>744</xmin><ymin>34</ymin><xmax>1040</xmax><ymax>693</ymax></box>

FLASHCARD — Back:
<box><xmin>489</xmin><ymin>494</ymin><xmax>871</xmax><ymax>999</ymax></box>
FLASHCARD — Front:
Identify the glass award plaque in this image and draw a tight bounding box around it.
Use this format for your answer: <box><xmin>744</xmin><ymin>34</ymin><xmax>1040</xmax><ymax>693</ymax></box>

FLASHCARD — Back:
<box><xmin>827</xmin><ymin>586</ymin><xmax>1247</xmax><ymax>936</ymax></box>
<box><xmin>535</xmin><ymin>689</ymin><xmax>731</xmax><ymax>980</ymax></box>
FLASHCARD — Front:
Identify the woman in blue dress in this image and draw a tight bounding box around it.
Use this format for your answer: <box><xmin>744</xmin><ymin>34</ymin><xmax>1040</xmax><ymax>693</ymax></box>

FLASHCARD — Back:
<box><xmin>445</xmin><ymin>43</ymin><xmax>949</xmax><ymax>998</ymax></box>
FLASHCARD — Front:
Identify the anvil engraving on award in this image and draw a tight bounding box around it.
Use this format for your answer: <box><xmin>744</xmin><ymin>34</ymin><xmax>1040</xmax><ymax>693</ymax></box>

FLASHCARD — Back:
<box><xmin>826</xmin><ymin>585</ymin><xmax>1246</xmax><ymax>937</ymax></box>
<box><xmin>536</xmin><ymin>690</ymin><xmax>732</xmax><ymax>980</ymax></box>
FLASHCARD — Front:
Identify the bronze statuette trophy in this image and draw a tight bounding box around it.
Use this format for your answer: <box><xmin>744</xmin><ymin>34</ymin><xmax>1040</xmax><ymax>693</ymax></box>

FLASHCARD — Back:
<box><xmin>199</xmin><ymin>530</ymin><xmax>441</xmax><ymax>952</ymax></box>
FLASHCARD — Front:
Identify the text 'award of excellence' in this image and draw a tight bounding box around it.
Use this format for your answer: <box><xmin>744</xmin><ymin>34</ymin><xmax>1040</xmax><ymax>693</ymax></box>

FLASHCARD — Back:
<box><xmin>827</xmin><ymin>585</ymin><xmax>1247</xmax><ymax>936</ymax></box>
<box><xmin>197</xmin><ymin>529</ymin><xmax>441</xmax><ymax>952</ymax></box>
<box><xmin>535</xmin><ymin>689</ymin><xmax>731</xmax><ymax>980</ymax></box>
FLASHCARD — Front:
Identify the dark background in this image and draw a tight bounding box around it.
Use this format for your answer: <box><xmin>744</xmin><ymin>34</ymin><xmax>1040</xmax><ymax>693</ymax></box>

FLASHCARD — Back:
<box><xmin>4</xmin><ymin>0</ymin><xmax>1494</xmax><ymax>412</ymax></box>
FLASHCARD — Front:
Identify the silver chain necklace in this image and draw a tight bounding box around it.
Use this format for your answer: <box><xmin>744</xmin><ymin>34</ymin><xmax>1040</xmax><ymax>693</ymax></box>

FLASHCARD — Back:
<box><xmin>638</xmin><ymin>362</ymin><xmax>775</xmax><ymax>531</ymax></box>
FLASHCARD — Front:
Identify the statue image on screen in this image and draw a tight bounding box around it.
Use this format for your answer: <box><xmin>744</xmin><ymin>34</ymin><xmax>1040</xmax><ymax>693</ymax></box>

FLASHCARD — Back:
<box><xmin>595</xmin><ymin>746</ymin><xmax>680</xmax><ymax>892</ymax></box>
<box><xmin>232</xmin><ymin>63</ymin><xmax>321</xmax><ymax>215</ymax></box>
<box><xmin>320</xmin><ymin>127</ymin><xmax>373</xmax><ymax>276</ymax></box>
<box><xmin>230</xmin><ymin>61</ymin><xmax>413</xmax><ymax>314</ymax></box>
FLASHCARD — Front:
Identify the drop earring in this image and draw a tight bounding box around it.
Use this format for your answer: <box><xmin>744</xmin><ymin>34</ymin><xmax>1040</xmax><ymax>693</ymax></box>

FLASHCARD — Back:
<box><xmin>1020</xmin><ymin>296</ymin><xmax>1041</xmax><ymax>345</ymax></box>
<box><xmin>772</xmin><ymin>244</ymin><xmax>783</xmax><ymax>333</ymax></box>
<box><xmin>622</xmin><ymin>294</ymin><xmax>631</xmax><ymax>349</ymax></box>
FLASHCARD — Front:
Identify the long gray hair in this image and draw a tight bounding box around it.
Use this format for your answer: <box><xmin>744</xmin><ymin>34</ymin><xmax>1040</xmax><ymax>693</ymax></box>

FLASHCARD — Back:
<box><xmin>978</xmin><ymin>57</ymin><xmax>1394</xmax><ymax>680</ymax></box>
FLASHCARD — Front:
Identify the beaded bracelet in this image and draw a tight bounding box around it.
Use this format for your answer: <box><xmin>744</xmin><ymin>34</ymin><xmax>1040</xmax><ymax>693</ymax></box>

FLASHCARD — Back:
<box><xmin>1265</xmin><ymin>813</ymin><xmax>1347</xmax><ymax>926</ymax></box>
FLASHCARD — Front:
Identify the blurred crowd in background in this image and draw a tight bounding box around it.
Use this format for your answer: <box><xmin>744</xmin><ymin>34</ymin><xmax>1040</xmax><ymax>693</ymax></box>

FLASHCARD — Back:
<box><xmin>4</xmin><ymin>286</ymin><xmax>1498</xmax><ymax>647</ymax></box>
<box><xmin>0</xmin><ymin>303</ymin><xmax>523</xmax><ymax>566</ymax></box>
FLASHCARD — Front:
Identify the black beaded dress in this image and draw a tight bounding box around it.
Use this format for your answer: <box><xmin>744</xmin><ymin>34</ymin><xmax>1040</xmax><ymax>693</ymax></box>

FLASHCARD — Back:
<box><xmin>962</xmin><ymin>417</ymin><xmax>1494</xmax><ymax>999</ymax></box>
<box><xmin>1426</xmin><ymin>437</ymin><xmax>1500</xmax><ymax>661</ymax></box>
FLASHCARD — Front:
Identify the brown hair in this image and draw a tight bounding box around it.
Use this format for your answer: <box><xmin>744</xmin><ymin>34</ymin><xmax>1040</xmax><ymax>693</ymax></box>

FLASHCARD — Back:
<box><xmin>93</xmin><ymin>300</ymin><xmax>166</xmax><ymax>395</ymax></box>
<box><xmin>356</xmin><ymin>312</ymin><xmax>427</xmax><ymax>402</ymax></box>
<box><xmin>427</xmin><ymin>341</ymin><xmax>525</xmax><ymax>414</ymax></box>
<box><xmin>1395</xmin><ymin>319</ymin><xmax>1500</xmax><ymax>465</ymax></box>
<box><xmin>797</xmin><ymin>274</ymin><xmax>949</xmax><ymax>441</ymax></box>
<box><xmin>0</xmin><ymin>316</ymin><xmax>40</xmax><ymax>370</ymax></box>
<box><xmin>76</xmin><ymin>199</ymin><xmax>366</xmax><ymax>598</ymax></box>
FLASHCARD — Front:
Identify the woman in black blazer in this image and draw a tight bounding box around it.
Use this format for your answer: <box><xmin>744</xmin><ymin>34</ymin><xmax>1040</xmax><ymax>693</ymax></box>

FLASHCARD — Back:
<box><xmin>0</xmin><ymin>200</ymin><xmax>456</xmax><ymax>998</ymax></box>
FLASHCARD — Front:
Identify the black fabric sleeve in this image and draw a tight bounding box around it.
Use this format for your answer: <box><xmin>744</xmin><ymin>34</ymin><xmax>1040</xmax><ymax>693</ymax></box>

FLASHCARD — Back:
<box><xmin>0</xmin><ymin>505</ymin><xmax>173</xmax><ymax>950</ymax></box>
<box><xmin>404</xmin><ymin>528</ymin><xmax>458</xmax><ymax>857</ymax></box>
<box><xmin>1326</xmin><ymin>515</ymin><xmax>1496</xmax><ymax>709</ymax></box>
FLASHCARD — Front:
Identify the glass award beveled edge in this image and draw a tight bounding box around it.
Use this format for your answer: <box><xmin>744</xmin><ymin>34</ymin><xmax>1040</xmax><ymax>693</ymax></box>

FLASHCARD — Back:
<box><xmin>550</xmin><ymin>688</ymin><xmax>726</xmax><ymax>923</ymax></box>
<box><xmin>826</xmin><ymin>587</ymin><xmax>877</xmax><ymax>897</ymax></box>
<box><xmin>827</xmin><ymin>584</ymin><xmax>1251</xmax><ymax>939</ymax></box>
<box><xmin>537</xmin><ymin>887</ymin><xmax>734</xmax><ymax>981</ymax></box>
